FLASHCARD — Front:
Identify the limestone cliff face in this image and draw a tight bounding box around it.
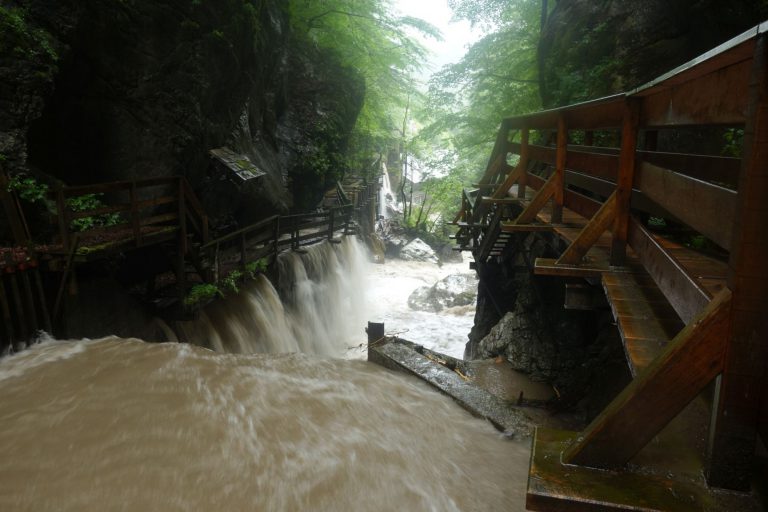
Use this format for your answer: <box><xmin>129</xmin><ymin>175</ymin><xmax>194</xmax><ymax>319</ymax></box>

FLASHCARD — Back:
<box><xmin>538</xmin><ymin>0</ymin><xmax>768</xmax><ymax>107</ymax></box>
<box><xmin>1</xmin><ymin>0</ymin><xmax>363</xmax><ymax>235</ymax></box>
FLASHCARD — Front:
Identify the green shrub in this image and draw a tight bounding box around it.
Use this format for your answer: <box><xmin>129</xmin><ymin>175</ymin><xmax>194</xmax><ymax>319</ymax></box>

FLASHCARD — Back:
<box><xmin>184</xmin><ymin>283</ymin><xmax>222</xmax><ymax>306</ymax></box>
<box><xmin>66</xmin><ymin>193</ymin><xmax>122</xmax><ymax>232</ymax></box>
<box><xmin>245</xmin><ymin>258</ymin><xmax>269</xmax><ymax>278</ymax></box>
<box><xmin>7</xmin><ymin>174</ymin><xmax>48</xmax><ymax>203</ymax></box>
<box><xmin>221</xmin><ymin>270</ymin><xmax>243</xmax><ymax>293</ymax></box>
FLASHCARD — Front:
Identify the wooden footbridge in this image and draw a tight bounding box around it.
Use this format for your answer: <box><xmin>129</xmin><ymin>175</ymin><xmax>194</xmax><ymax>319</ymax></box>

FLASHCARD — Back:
<box><xmin>0</xmin><ymin>172</ymin><xmax>380</xmax><ymax>352</ymax></box>
<box><xmin>453</xmin><ymin>23</ymin><xmax>767</xmax><ymax>510</ymax></box>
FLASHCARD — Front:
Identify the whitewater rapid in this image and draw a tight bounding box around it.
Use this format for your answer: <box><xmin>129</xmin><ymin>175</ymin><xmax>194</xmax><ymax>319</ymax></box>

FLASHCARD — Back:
<box><xmin>366</xmin><ymin>256</ymin><xmax>476</xmax><ymax>359</ymax></box>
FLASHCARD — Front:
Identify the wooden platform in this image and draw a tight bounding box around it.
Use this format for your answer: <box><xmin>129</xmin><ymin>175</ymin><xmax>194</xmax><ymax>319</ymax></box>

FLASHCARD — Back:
<box><xmin>527</xmin><ymin>428</ymin><xmax>761</xmax><ymax>512</ymax></box>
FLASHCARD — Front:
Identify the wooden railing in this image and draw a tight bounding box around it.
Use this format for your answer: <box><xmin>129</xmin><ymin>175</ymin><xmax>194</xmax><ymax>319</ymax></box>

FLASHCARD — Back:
<box><xmin>198</xmin><ymin>204</ymin><xmax>354</xmax><ymax>282</ymax></box>
<box><xmin>53</xmin><ymin>176</ymin><xmax>209</xmax><ymax>253</ymax></box>
<box><xmin>454</xmin><ymin>21</ymin><xmax>768</xmax><ymax>499</ymax></box>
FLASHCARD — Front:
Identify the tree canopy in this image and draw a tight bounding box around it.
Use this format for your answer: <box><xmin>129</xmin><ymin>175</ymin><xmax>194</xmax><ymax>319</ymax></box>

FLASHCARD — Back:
<box><xmin>414</xmin><ymin>0</ymin><xmax>544</xmax><ymax>232</ymax></box>
<box><xmin>288</xmin><ymin>0</ymin><xmax>441</xmax><ymax>172</ymax></box>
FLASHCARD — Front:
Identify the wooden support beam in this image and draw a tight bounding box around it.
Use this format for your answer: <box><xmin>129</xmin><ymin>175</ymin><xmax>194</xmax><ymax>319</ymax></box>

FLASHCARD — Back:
<box><xmin>56</xmin><ymin>186</ymin><xmax>70</xmax><ymax>249</ymax></box>
<box><xmin>514</xmin><ymin>173</ymin><xmax>557</xmax><ymax>225</ymax></box>
<box><xmin>552</xmin><ymin>116</ymin><xmax>566</xmax><ymax>223</ymax></box>
<box><xmin>491</xmin><ymin>164</ymin><xmax>524</xmax><ymax>200</ymax></box>
<box><xmin>518</xmin><ymin>127</ymin><xmax>530</xmax><ymax>199</ymax></box>
<box><xmin>556</xmin><ymin>192</ymin><xmax>617</xmax><ymax>266</ymax></box>
<box><xmin>611</xmin><ymin>99</ymin><xmax>639</xmax><ymax>265</ymax></box>
<box><xmin>564</xmin><ymin>289</ymin><xmax>731</xmax><ymax>469</ymax></box>
<box><xmin>130</xmin><ymin>181</ymin><xmax>141</xmax><ymax>247</ymax></box>
<box><xmin>707</xmin><ymin>33</ymin><xmax>768</xmax><ymax>491</ymax></box>
<box><xmin>9</xmin><ymin>273</ymin><xmax>27</xmax><ymax>342</ymax></box>
<box><xmin>0</xmin><ymin>277</ymin><xmax>16</xmax><ymax>347</ymax></box>
<box><xmin>20</xmin><ymin>271</ymin><xmax>38</xmax><ymax>334</ymax></box>
<box><xmin>0</xmin><ymin>172</ymin><xmax>29</xmax><ymax>244</ymax></box>
<box><xmin>477</xmin><ymin>130</ymin><xmax>511</xmax><ymax>186</ymax></box>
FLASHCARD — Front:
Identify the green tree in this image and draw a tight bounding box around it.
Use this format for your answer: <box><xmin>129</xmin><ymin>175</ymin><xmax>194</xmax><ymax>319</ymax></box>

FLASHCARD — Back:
<box><xmin>288</xmin><ymin>0</ymin><xmax>440</xmax><ymax>174</ymax></box>
<box><xmin>413</xmin><ymin>0</ymin><xmax>544</xmax><ymax>231</ymax></box>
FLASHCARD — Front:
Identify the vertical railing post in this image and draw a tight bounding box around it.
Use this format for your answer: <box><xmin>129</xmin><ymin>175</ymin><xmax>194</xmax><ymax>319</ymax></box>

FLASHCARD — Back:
<box><xmin>130</xmin><ymin>181</ymin><xmax>141</xmax><ymax>247</ymax></box>
<box><xmin>706</xmin><ymin>33</ymin><xmax>768</xmax><ymax>491</ymax></box>
<box><xmin>517</xmin><ymin>126</ymin><xmax>530</xmax><ymax>199</ymax></box>
<box><xmin>0</xmin><ymin>277</ymin><xmax>15</xmax><ymax>350</ymax></box>
<box><xmin>56</xmin><ymin>186</ymin><xmax>70</xmax><ymax>250</ymax></box>
<box><xmin>9</xmin><ymin>271</ymin><xmax>27</xmax><ymax>345</ymax></box>
<box><xmin>240</xmin><ymin>233</ymin><xmax>247</xmax><ymax>269</ymax></box>
<box><xmin>328</xmin><ymin>207</ymin><xmax>335</xmax><ymax>240</ymax></box>
<box><xmin>610</xmin><ymin>98</ymin><xmax>640</xmax><ymax>266</ymax></box>
<box><xmin>177</xmin><ymin>178</ymin><xmax>187</xmax><ymax>305</ymax></box>
<box><xmin>273</xmin><ymin>216</ymin><xmax>280</xmax><ymax>260</ymax></box>
<box><xmin>552</xmin><ymin>115</ymin><xmax>567</xmax><ymax>223</ymax></box>
<box><xmin>214</xmin><ymin>242</ymin><xmax>220</xmax><ymax>283</ymax></box>
<box><xmin>0</xmin><ymin>171</ymin><xmax>28</xmax><ymax>245</ymax></box>
<box><xmin>32</xmin><ymin>266</ymin><xmax>51</xmax><ymax>333</ymax></box>
<box><xmin>20</xmin><ymin>270</ymin><xmax>38</xmax><ymax>334</ymax></box>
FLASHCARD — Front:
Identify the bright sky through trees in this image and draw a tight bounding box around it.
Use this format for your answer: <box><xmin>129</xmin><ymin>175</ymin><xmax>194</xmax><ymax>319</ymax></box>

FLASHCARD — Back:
<box><xmin>392</xmin><ymin>0</ymin><xmax>482</xmax><ymax>84</ymax></box>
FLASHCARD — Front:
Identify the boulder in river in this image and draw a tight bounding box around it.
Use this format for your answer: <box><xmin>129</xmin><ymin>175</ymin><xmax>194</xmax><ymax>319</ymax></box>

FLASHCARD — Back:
<box><xmin>408</xmin><ymin>273</ymin><xmax>478</xmax><ymax>312</ymax></box>
<box><xmin>399</xmin><ymin>238</ymin><xmax>439</xmax><ymax>264</ymax></box>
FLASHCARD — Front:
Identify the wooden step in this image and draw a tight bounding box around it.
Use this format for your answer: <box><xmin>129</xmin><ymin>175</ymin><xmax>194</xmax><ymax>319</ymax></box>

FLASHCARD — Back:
<box><xmin>500</xmin><ymin>222</ymin><xmax>554</xmax><ymax>233</ymax></box>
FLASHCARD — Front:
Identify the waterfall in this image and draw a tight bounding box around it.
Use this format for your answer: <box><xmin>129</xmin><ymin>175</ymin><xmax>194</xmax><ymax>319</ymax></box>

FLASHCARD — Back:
<box><xmin>379</xmin><ymin>163</ymin><xmax>396</xmax><ymax>219</ymax></box>
<box><xmin>176</xmin><ymin>237</ymin><xmax>370</xmax><ymax>356</ymax></box>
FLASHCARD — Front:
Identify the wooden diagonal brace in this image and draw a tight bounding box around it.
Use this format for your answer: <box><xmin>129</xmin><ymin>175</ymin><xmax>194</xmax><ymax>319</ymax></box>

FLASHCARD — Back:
<box><xmin>513</xmin><ymin>172</ymin><xmax>558</xmax><ymax>225</ymax></box>
<box><xmin>473</xmin><ymin>161</ymin><xmax>516</xmax><ymax>222</ymax></box>
<box><xmin>564</xmin><ymin>288</ymin><xmax>731</xmax><ymax>468</ymax></box>
<box><xmin>491</xmin><ymin>161</ymin><xmax>524</xmax><ymax>200</ymax></box>
<box><xmin>556</xmin><ymin>191</ymin><xmax>617</xmax><ymax>265</ymax></box>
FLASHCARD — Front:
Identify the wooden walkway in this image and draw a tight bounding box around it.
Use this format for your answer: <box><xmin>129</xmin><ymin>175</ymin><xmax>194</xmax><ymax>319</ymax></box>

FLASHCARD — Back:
<box><xmin>0</xmin><ymin>173</ymin><xmax>380</xmax><ymax>351</ymax></box>
<box><xmin>452</xmin><ymin>21</ymin><xmax>768</xmax><ymax>511</ymax></box>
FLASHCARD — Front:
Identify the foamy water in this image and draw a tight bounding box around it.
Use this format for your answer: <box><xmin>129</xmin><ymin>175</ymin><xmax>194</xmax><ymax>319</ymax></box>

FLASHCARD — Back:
<box><xmin>177</xmin><ymin>238</ymin><xmax>370</xmax><ymax>356</ymax></box>
<box><xmin>366</xmin><ymin>257</ymin><xmax>476</xmax><ymax>359</ymax></box>
<box><xmin>0</xmin><ymin>338</ymin><xmax>530</xmax><ymax>511</ymax></box>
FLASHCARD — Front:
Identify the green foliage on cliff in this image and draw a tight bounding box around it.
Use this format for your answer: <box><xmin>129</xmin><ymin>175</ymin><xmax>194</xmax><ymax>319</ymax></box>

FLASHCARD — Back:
<box><xmin>288</xmin><ymin>0</ymin><xmax>440</xmax><ymax>171</ymax></box>
<box><xmin>0</xmin><ymin>6</ymin><xmax>58</xmax><ymax>63</ymax></box>
<box><xmin>0</xmin><ymin>5</ymin><xmax>58</xmax><ymax>83</ymax></box>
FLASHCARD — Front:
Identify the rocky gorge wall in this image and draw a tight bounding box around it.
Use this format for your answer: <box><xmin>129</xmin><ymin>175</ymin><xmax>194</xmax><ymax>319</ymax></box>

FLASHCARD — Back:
<box><xmin>538</xmin><ymin>0</ymin><xmax>768</xmax><ymax>107</ymax></box>
<box><xmin>465</xmin><ymin>233</ymin><xmax>630</xmax><ymax>416</ymax></box>
<box><xmin>0</xmin><ymin>0</ymin><xmax>364</xmax><ymax>242</ymax></box>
